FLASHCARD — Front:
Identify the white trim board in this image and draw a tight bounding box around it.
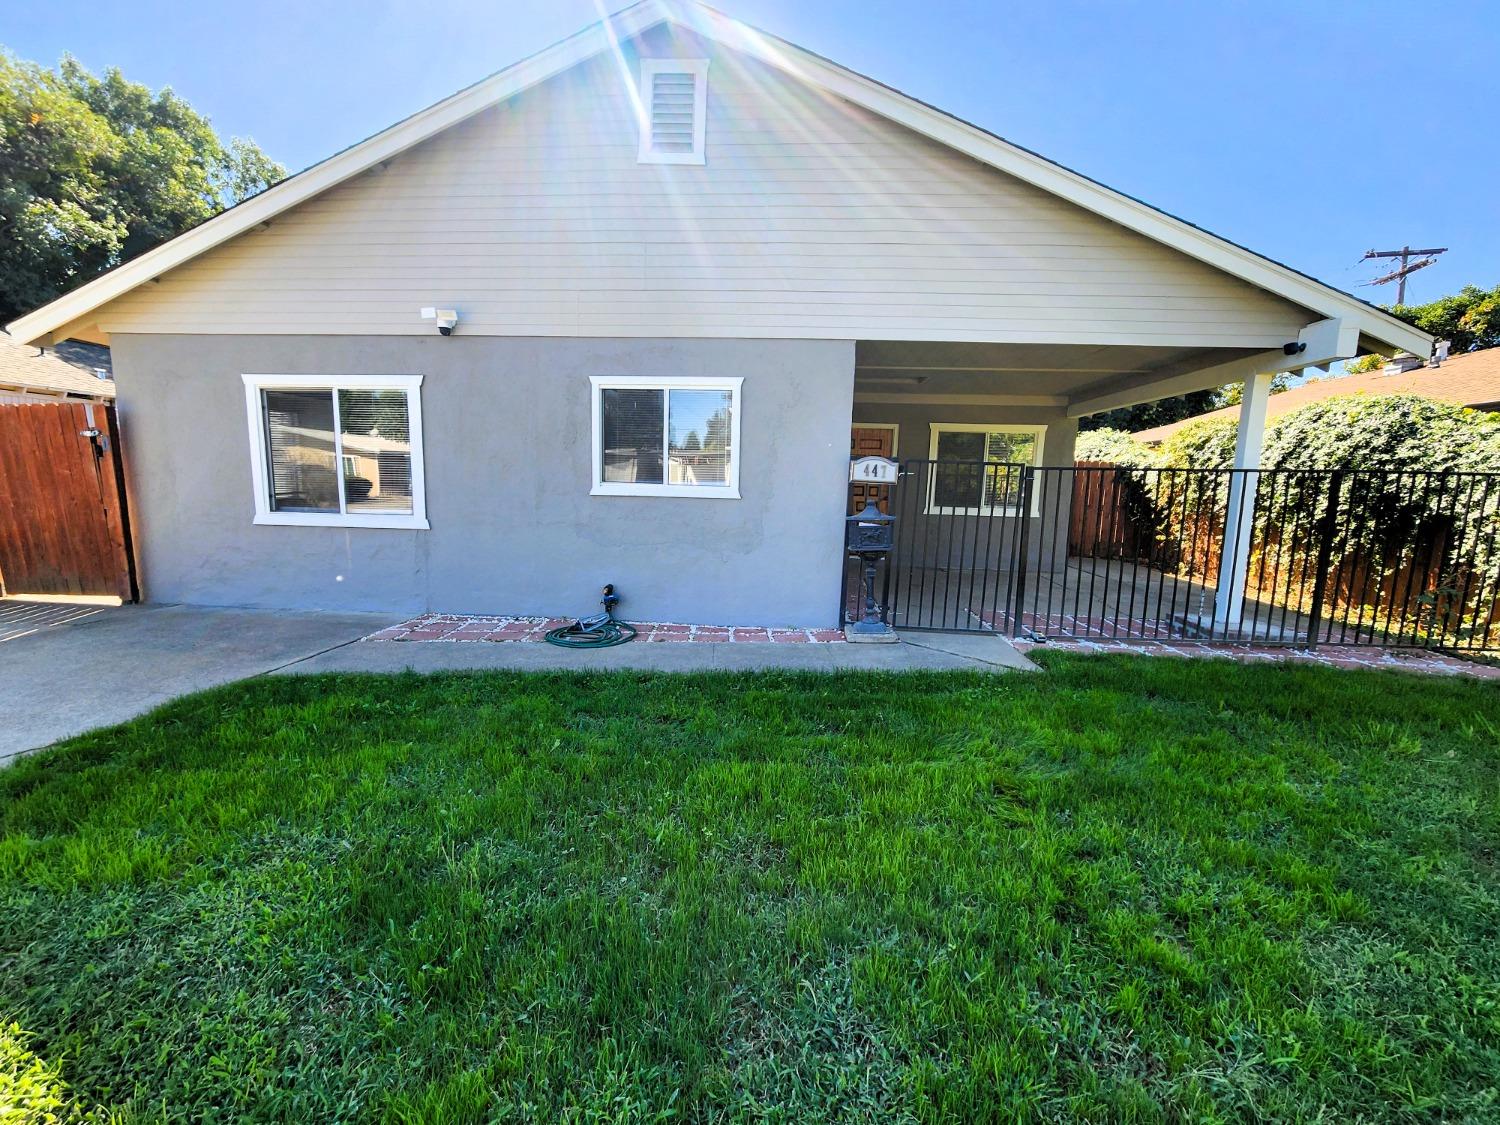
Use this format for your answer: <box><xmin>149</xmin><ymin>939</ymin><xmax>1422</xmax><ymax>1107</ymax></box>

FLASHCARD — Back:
<box><xmin>854</xmin><ymin>393</ymin><xmax>1067</xmax><ymax>407</ymax></box>
<box><xmin>241</xmin><ymin>372</ymin><xmax>428</xmax><ymax>529</ymax></box>
<box><xmin>589</xmin><ymin>373</ymin><xmax>743</xmax><ymax>499</ymax></box>
<box><xmin>6</xmin><ymin>1</ymin><xmax>1432</xmax><ymax>359</ymax></box>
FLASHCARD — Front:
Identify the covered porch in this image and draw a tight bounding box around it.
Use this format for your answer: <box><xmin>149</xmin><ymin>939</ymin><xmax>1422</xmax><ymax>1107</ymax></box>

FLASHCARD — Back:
<box><xmin>839</xmin><ymin>314</ymin><xmax>1500</xmax><ymax>653</ymax></box>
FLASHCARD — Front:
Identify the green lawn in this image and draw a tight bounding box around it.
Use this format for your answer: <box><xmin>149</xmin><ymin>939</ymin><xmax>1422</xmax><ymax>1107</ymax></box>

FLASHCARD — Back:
<box><xmin>2</xmin><ymin>656</ymin><xmax>1498</xmax><ymax>1123</ymax></box>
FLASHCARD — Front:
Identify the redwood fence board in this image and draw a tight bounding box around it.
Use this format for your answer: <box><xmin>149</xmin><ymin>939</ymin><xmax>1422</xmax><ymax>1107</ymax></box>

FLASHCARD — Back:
<box><xmin>0</xmin><ymin>403</ymin><xmax>137</xmax><ymax>600</ymax></box>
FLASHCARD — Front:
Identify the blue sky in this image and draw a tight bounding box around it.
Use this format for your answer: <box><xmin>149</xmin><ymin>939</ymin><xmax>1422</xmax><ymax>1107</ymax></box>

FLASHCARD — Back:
<box><xmin>7</xmin><ymin>0</ymin><xmax>1495</xmax><ymax>306</ymax></box>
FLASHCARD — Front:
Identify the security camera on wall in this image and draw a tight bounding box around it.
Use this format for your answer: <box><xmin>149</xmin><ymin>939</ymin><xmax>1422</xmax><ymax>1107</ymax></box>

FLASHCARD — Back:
<box><xmin>420</xmin><ymin>307</ymin><xmax>459</xmax><ymax>335</ymax></box>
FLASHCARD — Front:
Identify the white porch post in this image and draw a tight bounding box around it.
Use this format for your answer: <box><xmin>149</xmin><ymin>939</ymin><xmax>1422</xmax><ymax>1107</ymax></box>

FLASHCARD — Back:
<box><xmin>1212</xmin><ymin>370</ymin><xmax>1275</xmax><ymax>632</ymax></box>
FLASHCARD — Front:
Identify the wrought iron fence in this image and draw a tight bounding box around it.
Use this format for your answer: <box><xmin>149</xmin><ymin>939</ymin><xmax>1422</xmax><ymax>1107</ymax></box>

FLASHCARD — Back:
<box><xmin>841</xmin><ymin>460</ymin><xmax>1500</xmax><ymax>651</ymax></box>
<box><xmin>1020</xmin><ymin>464</ymin><xmax>1500</xmax><ymax>651</ymax></box>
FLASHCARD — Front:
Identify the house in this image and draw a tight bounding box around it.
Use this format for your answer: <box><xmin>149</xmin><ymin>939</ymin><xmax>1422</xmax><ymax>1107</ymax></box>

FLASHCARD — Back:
<box><xmin>0</xmin><ymin>331</ymin><xmax>114</xmax><ymax>404</ymax></box>
<box><xmin>1132</xmin><ymin>345</ymin><xmax>1500</xmax><ymax>445</ymax></box>
<box><xmin>3</xmin><ymin>1</ymin><xmax>1431</xmax><ymax>627</ymax></box>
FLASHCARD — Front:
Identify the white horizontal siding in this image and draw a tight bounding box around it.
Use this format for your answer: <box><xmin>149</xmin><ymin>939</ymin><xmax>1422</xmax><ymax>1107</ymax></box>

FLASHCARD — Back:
<box><xmin>96</xmin><ymin>26</ymin><xmax>1312</xmax><ymax>346</ymax></box>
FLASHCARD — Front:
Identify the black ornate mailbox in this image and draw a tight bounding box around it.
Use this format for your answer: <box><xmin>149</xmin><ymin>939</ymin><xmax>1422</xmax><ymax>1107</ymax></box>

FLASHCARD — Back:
<box><xmin>845</xmin><ymin>500</ymin><xmax>895</xmax><ymax>553</ymax></box>
<box><xmin>845</xmin><ymin>498</ymin><xmax>897</xmax><ymax>639</ymax></box>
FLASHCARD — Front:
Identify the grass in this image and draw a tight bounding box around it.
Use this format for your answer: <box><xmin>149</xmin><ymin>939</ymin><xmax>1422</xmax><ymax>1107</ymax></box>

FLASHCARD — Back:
<box><xmin>1</xmin><ymin>654</ymin><xmax>1497</xmax><ymax>1122</ymax></box>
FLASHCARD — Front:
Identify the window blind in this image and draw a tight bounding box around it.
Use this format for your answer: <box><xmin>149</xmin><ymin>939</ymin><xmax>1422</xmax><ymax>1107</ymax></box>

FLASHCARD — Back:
<box><xmin>337</xmin><ymin>389</ymin><xmax>413</xmax><ymax>514</ymax></box>
<box><xmin>601</xmin><ymin>388</ymin><xmax>665</xmax><ymax>484</ymax></box>
<box><xmin>264</xmin><ymin>390</ymin><xmax>339</xmax><ymax>512</ymax></box>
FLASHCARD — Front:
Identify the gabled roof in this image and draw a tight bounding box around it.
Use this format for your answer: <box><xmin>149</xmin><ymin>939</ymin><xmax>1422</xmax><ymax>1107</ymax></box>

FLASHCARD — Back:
<box><xmin>6</xmin><ymin>0</ymin><xmax>1433</xmax><ymax>358</ymax></box>
<box><xmin>0</xmin><ymin>332</ymin><xmax>115</xmax><ymax>398</ymax></box>
<box><xmin>1133</xmin><ymin>346</ymin><xmax>1500</xmax><ymax>444</ymax></box>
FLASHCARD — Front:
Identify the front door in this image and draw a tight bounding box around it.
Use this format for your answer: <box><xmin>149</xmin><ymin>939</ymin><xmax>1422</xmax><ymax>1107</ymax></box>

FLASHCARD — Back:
<box><xmin>849</xmin><ymin>426</ymin><xmax>896</xmax><ymax>514</ymax></box>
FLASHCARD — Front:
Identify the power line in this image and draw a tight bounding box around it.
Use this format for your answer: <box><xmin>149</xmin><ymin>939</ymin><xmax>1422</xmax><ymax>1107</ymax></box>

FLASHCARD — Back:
<box><xmin>1361</xmin><ymin>245</ymin><xmax>1448</xmax><ymax>305</ymax></box>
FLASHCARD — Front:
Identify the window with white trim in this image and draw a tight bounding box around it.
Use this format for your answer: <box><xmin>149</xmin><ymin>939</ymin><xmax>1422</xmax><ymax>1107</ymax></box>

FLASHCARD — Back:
<box><xmin>241</xmin><ymin>373</ymin><xmax>428</xmax><ymax>529</ymax></box>
<box><xmin>637</xmin><ymin>59</ymin><xmax>708</xmax><ymax>165</ymax></box>
<box><xmin>591</xmin><ymin>375</ymin><xmax>741</xmax><ymax>498</ymax></box>
<box><xmin>926</xmin><ymin>424</ymin><xmax>1045</xmax><ymax>516</ymax></box>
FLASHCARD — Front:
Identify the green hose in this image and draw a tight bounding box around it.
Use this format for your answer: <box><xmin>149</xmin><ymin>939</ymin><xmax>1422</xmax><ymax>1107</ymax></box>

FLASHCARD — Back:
<box><xmin>543</xmin><ymin>618</ymin><xmax>638</xmax><ymax>649</ymax></box>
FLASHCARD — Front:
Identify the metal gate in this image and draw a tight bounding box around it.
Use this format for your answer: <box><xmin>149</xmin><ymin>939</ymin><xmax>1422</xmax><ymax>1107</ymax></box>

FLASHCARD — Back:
<box><xmin>841</xmin><ymin>459</ymin><xmax>1029</xmax><ymax>632</ymax></box>
<box><xmin>0</xmin><ymin>403</ymin><xmax>138</xmax><ymax>600</ymax></box>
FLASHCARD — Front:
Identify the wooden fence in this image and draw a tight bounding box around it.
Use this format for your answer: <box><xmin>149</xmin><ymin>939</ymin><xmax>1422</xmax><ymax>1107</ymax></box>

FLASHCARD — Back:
<box><xmin>0</xmin><ymin>403</ymin><xmax>137</xmax><ymax>600</ymax></box>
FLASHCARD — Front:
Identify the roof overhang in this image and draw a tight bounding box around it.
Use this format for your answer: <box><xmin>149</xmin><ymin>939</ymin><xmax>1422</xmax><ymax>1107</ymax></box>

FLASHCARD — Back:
<box><xmin>5</xmin><ymin>0</ymin><xmax>1435</xmax><ymax>360</ymax></box>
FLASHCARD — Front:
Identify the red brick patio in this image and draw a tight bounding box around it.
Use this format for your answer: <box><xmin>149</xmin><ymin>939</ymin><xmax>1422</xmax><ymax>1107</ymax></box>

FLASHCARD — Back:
<box><xmin>366</xmin><ymin>614</ymin><xmax>845</xmax><ymax>644</ymax></box>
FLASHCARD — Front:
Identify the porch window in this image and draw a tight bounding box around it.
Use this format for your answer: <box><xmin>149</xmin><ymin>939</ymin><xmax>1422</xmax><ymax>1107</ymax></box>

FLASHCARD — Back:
<box><xmin>240</xmin><ymin>373</ymin><xmax>428</xmax><ymax>529</ymax></box>
<box><xmin>926</xmin><ymin>424</ymin><xmax>1045</xmax><ymax>516</ymax></box>
<box><xmin>590</xmin><ymin>375</ymin><xmax>742</xmax><ymax>498</ymax></box>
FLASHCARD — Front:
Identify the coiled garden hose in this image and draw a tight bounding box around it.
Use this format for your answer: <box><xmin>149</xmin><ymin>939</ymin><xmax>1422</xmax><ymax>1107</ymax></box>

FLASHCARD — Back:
<box><xmin>543</xmin><ymin>617</ymin><xmax>638</xmax><ymax>649</ymax></box>
<box><xmin>544</xmin><ymin>584</ymin><xmax>637</xmax><ymax>648</ymax></box>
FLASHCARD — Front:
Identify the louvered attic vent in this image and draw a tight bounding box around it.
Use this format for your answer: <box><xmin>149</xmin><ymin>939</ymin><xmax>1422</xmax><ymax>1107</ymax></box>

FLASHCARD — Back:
<box><xmin>638</xmin><ymin>59</ymin><xmax>708</xmax><ymax>165</ymax></box>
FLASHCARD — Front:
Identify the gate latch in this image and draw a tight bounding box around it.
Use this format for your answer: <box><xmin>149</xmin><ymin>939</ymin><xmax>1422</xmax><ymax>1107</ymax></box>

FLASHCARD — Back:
<box><xmin>78</xmin><ymin>428</ymin><xmax>101</xmax><ymax>438</ymax></box>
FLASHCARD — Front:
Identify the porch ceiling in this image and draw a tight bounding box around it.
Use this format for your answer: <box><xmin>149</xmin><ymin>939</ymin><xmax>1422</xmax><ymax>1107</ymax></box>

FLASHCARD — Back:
<box><xmin>854</xmin><ymin>340</ymin><xmax>1257</xmax><ymax>401</ymax></box>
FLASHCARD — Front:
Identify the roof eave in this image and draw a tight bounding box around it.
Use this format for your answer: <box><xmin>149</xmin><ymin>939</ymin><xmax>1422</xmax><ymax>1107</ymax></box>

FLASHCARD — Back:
<box><xmin>6</xmin><ymin>0</ymin><xmax>672</xmax><ymax>346</ymax></box>
<box><xmin>6</xmin><ymin>0</ymin><xmax>1435</xmax><ymax>358</ymax></box>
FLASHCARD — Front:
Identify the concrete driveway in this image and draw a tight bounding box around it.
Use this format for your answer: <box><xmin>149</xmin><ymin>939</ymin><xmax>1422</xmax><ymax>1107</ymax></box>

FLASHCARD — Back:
<box><xmin>0</xmin><ymin>601</ymin><xmax>397</xmax><ymax>764</ymax></box>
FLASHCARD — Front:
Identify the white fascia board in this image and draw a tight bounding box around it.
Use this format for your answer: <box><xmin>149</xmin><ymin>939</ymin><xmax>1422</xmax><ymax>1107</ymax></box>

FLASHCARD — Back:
<box><xmin>1065</xmin><ymin>319</ymin><xmax>1362</xmax><ymax>419</ymax></box>
<box><xmin>6</xmin><ymin>0</ymin><xmax>672</xmax><ymax>345</ymax></box>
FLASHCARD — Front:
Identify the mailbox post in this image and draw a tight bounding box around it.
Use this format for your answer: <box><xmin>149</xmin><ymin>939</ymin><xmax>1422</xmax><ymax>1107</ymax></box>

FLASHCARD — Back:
<box><xmin>845</xmin><ymin>457</ymin><xmax>899</xmax><ymax>642</ymax></box>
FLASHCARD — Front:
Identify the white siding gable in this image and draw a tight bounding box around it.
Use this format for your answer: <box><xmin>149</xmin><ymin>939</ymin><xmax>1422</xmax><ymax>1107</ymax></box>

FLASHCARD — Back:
<box><xmin>93</xmin><ymin>26</ymin><xmax>1312</xmax><ymax>347</ymax></box>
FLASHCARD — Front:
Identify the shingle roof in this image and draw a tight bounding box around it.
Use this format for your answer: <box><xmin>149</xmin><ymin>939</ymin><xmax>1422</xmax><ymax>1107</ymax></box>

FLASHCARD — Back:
<box><xmin>1132</xmin><ymin>346</ymin><xmax>1500</xmax><ymax>444</ymax></box>
<box><xmin>0</xmin><ymin>331</ymin><xmax>115</xmax><ymax>398</ymax></box>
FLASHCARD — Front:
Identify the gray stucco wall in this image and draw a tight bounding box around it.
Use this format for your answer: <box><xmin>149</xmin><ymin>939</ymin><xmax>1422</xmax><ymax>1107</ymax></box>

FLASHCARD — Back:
<box><xmin>111</xmin><ymin>335</ymin><xmax>855</xmax><ymax>626</ymax></box>
<box><xmin>851</xmin><ymin>401</ymin><xmax>1078</xmax><ymax>571</ymax></box>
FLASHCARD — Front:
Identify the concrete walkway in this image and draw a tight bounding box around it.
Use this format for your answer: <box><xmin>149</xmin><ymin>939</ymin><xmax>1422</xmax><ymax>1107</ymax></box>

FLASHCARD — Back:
<box><xmin>0</xmin><ymin>601</ymin><xmax>397</xmax><ymax>763</ymax></box>
<box><xmin>280</xmin><ymin>630</ymin><xmax>1039</xmax><ymax>676</ymax></box>
<box><xmin>0</xmin><ymin>601</ymin><xmax>1035</xmax><ymax>764</ymax></box>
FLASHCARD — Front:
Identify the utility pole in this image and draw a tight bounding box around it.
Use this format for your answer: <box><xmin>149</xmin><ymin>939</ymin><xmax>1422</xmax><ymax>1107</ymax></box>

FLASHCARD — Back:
<box><xmin>1362</xmin><ymin>245</ymin><xmax>1448</xmax><ymax>305</ymax></box>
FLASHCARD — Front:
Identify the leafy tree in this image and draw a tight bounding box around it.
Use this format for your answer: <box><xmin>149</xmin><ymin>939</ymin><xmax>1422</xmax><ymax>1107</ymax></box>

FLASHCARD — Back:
<box><xmin>1078</xmin><ymin>388</ymin><xmax>1220</xmax><ymax>434</ymax></box>
<box><xmin>1216</xmin><ymin>371</ymin><xmax>1292</xmax><ymax>407</ymax></box>
<box><xmin>1081</xmin><ymin>372</ymin><xmax>1296</xmax><ymax>432</ymax></box>
<box><xmin>1344</xmin><ymin>284</ymin><xmax>1500</xmax><ymax>373</ymax></box>
<box><xmin>0</xmin><ymin>50</ymin><xmax>284</xmax><ymax>320</ymax></box>
<box><xmin>703</xmin><ymin>408</ymin><xmax>731</xmax><ymax>450</ymax></box>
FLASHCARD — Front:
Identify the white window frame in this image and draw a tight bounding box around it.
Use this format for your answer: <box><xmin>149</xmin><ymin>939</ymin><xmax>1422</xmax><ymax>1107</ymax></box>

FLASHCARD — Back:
<box><xmin>241</xmin><ymin>373</ymin><xmax>428</xmax><ymax>529</ymax></box>
<box><xmin>925</xmin><ymin>423</ymin><xmax>1046</xmax><ymax>517</ymax></box>
<box><xmin>591</xmin><ymin>374</ymin><xmax>742</xmax><ymax>499</ymax></box>
<box><xmin>637</xmin><ymin>58</ymin><xmax>709</xmax><ymax>165</ymax></box>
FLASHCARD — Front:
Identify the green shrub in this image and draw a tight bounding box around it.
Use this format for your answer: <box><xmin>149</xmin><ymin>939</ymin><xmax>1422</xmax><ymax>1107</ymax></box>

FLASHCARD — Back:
<box><xmin>1074</xmin><ymin>428</ymin><xmax>1154</xmax><ymax>467</ymax></box>
<box><xmin>1153</xmin><ymin>416</ymin><xmax>1238</xmax><ymax>470</ymax></box>
<box><xmin>1084</xmin><ymin>394</ymin><xmax>1500</xmax><ymax>641</ymax></box>
<box><xmin>1263</xmin><ymin>394</ymin><xmax>1500</xmax><ymax>473</ymax></box>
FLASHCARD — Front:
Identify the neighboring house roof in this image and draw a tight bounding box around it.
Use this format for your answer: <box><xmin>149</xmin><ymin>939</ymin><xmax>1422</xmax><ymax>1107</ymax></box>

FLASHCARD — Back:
<box><xmin>5</xmin><ymin>0</ymin><xmax>1430</xmax><ymax>358</ymax></box>
<box><xmin>0</xmin><ymin>331</ymin><xmax>115</xmax><ymax>399</ymax></box>
<box><xmin>1132</xmin><ymin>346</ymin><xmax>1500</xmax><ymax>444</ymax></box>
